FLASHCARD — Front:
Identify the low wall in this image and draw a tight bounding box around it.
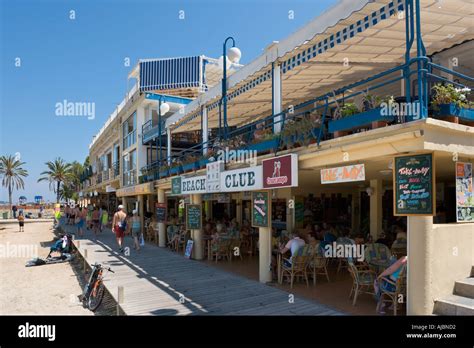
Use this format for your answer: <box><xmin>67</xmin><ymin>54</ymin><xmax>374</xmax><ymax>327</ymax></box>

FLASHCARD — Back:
<box><xmin>431</xmin><ymin>223</ymin><xmax>474</xmax><ymax>304</ymax></box>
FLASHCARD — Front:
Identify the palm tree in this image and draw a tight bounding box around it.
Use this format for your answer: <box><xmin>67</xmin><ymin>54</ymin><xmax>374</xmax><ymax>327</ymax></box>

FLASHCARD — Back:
<box><xmin>38</xmin><ymin>158</ymin><xmax>72</xmax><ymax>203</ymax></box>
<box><xmin>0</xmin><ymin>155</ymin><xmax>29</xmax><ymax>213</ymax></box>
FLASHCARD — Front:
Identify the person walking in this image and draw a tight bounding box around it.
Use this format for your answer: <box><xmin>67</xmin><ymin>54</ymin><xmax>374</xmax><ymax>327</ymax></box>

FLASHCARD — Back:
<box><xmin>91</xmin><ymin>206</ymin><xmax>100</xmax><ymax>240</ymax></box>
<box><xmin>100</xmin><ymin>206</ymin><xmax>108</xmax><ymax>233</ymax></box>
<box><xmin>18</xmin><ymin>211</ymin><xmax>25</xmax><ymax>232</ymax></box>
<box><xmin>112</xmin><ymin>205</ymin><xmax>127</xmax><ymax>253</ymax></box>
<box><xmin>76</xmin><ymin>207</ymin><xmax>86</xmax><ymax>238</ymax></box>
<box><xmin>12</xmin><ymin>205</ymin><xmax>18</xmax><ymax>219</ymax></box>
<box><xmin>128</xmin><ymin>209</ymin><xmax>142</xmax><ymax>251</ymax></box>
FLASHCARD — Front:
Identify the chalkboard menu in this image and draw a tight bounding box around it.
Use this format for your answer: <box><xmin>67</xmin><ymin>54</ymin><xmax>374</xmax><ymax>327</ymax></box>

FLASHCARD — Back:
<box><xmin>171</xmin><ymin>177</ymin><xmax>182</xmax><ymax>195</ymax></box>
<box><xmin>156</xmin><ymin>203</ymin><xmax>167</xmax><ymax>223</ymax></box>
<box><xmin>186</xmin><ymin>204</ymin><xmax>202</xmax><ymax>230</ymax></box>
<box><xmin>252</xmin><ymin>191</ymin><xmax>271</xmax><ymax>228</ymax></box>
<box><xmin>394</xmin><ymin>153</ymin><xmax>435</xmax><ymax>216</ymax></box>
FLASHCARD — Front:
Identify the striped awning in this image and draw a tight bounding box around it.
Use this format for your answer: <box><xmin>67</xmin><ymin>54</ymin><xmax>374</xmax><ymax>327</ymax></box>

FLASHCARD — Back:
<box><xmin>139</xmin><ymin>56</ymin><xmax>203</xmax><ymax>92</ymax></box>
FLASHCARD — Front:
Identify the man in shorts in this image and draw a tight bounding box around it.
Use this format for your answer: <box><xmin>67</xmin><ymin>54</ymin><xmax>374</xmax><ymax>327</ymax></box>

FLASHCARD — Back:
<box><xmin>112</xmin><ymin>205</ymin><xmax>127</xmax><ymax>252</ymax></box>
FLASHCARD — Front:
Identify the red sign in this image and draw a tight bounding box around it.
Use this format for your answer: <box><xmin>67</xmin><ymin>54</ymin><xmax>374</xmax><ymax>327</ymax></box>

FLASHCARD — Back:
<box><xmin>262</xmin><ymin>154</ymin><xmax>298</xmax><ymax>189</ymax></box>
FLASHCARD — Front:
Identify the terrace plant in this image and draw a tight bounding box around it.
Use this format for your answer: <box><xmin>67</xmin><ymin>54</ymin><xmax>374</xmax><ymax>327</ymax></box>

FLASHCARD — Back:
<box><xmin>431</xmin><ymin>83</ymin><xmax>472</xmax><ymax>110</ymax></box>
<box><xmin>340</xmin><ymin>103</ymin><xmax>360</xmax><ymax>118</ymax></box>
<box><xmin>362</xmin><ymin>93</ymin><xmax>382</xmax><ymax>111</ymax></box>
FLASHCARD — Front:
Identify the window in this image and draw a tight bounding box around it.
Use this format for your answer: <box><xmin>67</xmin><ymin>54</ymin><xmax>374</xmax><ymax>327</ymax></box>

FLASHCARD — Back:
<box><xmin>123</xmin><ymin>112</ymin><xmax>137</xmax><ymax>149</ymax></box>
<box><xmin>122</xmin><ymin>149</ymin><xmax>137</xmax><ymax>186</ymax></box>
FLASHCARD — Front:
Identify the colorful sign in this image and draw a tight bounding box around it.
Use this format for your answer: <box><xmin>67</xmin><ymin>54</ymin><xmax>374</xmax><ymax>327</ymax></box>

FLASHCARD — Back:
<box><xmin>394</xmin><ymin>153</ymin><xmax>435</xmax><ymax>216</ymax></box>
<box><xmin>155</xmin><ymin>202</ymin><xmax>167</xmax><ymax>223</ymax></box>
<box><xmin>206</xmin><ymin>161</ymin><xmax>224</xmax><ymax>193</ymax></box>
<box><xmin>262</xmin><ymin>154</ymin><xmax>298</xmax><ymax>189</ymax></box>
<box><xmin>220</xmin><ymin>166</ymin><xmax>262</xmax><ymax>192</ymax></box>
<box><xmin>320</xmin><ymin>164</ymin><xmax>365</xmax><ymax>184</ymax></box>
<box><xmin>456</xmin><ymin>162</ymin><xmax>474</xmax><ymax>222</ymax></box>
<box><xmin>184</xmin><ymin>240</ymin><xmax>194</xmax><ymax>259</ymax></box>
<box><xmin>186</xmin><ymin>204</ymin><xmax>202</xmax><ymax>230</ymax></box>
<box><xmin>251</xmin><ymin>191</ymin><xmax>270</xmax><ymax>228</ymax></box>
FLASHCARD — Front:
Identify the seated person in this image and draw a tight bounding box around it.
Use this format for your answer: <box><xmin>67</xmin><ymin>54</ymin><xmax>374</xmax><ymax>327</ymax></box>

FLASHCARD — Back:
<box><xmin>374</xmin><ymin>256</ymin><xmax>408</xmax><ymax>314</ymax></box>
<box><xmin>279</xmin><ymin>232</ymin><xmax>306</xmax><ymax>267</ymax></box>
<box><xmin>375</xmin><ymin>232</ymin><xmax>392</xmax><ymax>248</ymax></box>
<box><xmin>166</xmin><ymin>219</ymin><xmax>179</xmax><ymax>247</ymax></box>
<box><xmin>306</xmin><ymin>232</ymin><xmax>321</xmax><ymax>256</ymax></box>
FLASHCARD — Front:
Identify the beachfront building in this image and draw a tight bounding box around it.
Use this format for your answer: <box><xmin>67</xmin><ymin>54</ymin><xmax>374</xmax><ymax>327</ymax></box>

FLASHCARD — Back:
<box><xmin>81</xmin><ymin>56</ymin><xmax>242</xmax><ymax>231</ymax></box>
<box><xmin>81</xmin><ymin>0</ymin><xmax>473</xmax><ymax>316</ymax></box>
<box><xmin>146</xmin><ymin>0</ymin><xmax>472</xmax><ymax>315</ymax></box>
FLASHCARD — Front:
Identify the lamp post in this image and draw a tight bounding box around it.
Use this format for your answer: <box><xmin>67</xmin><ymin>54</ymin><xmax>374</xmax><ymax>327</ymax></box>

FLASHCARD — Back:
<box><xmin>156</xmin><ymin>97</ymin><xmax>170</xmax><ymax>167</ymax></box>
<box><xmin>221</xmin><ymin>37</ymin><xmax>241</xmax><ymax>140</ymax></box>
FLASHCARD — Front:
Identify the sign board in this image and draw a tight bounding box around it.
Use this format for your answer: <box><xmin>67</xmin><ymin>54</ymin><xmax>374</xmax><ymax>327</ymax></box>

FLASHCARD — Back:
<box><xmin>155</xmin><ymin>202</ymin><xmax>167</xmax><ymax>223</ymax></box>
<box><xmin>217</xmin><ymin>193</ymin><xmax>230</xmax><ymax>203</ymax></box>
<box><xmin>321</xmin><ymin>164</ymin><xmax>365</xmax><ymax>184</ymax></box>
<box><xmin>172</xmin><ymin>176</ymin><xmax>207</xmax><ymax>195</ymax></box>
<box><xmin>394</xmin><ymin>153</ymin><xmax>435</xmax><ymax>216</ymax></box>
<box><xmin>171</xmin><ymin>177</ymin><xmax>182</xmax><ymax>195</ymax></box>
<box><xmin>456</xmin><ymin>162</ymin><xmax>474</xmax><ymax>222</ymax></box>
<box><xmin>251</xmin><ymin>191</ymin><xmax>271</xmax><ymax>228</ymax></box>
<box><xmin>186</xmin><ymin>204</ymin><xmax>202</xmax><ymax>230</ymax></box>
<box><xmin>116</xmin><ymin>182</ymin><xmax>154</xmax><ymax>197</ymax></box>
<box><xmin>206</xmin><ymin>161</ymin><xmax>225</xmax><ymax>192</ymax></box>
<box><xmin>220</xmin><ymin>166</ymin><xmax>263</xmax><ymax>192</ymax></box>
<box><xmin>262</xmin><ymin>154</ymin><xmax>298</xmax><ymax>189</ymax></box>
<box><xmin>184</xmin><ymin>240</ymin><xmax>194</xmax><ymax>259</ymax></box>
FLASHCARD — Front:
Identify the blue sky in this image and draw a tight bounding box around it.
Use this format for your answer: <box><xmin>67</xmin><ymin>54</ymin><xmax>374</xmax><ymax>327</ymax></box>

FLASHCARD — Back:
<box><xmin>0</xmin><ymin>0</ymin><xmax>337</xmax><ymax>202</ymax></box>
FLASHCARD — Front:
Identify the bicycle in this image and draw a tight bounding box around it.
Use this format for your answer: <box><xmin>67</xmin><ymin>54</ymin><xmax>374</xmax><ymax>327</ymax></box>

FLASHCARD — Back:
<box><xmin>81</xmin><ymin>262</ymin><xmax>114</xmax><ymax>311</ymax></box>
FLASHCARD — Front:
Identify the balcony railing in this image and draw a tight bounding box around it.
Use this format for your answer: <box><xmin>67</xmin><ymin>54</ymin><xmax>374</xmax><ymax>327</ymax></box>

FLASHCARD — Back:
<box><xmin>137</xmin><ymin>59</ymin><xmax>473</xmax><ymax>184</ymax></box>
<box><xmin>112</xmin><ymin>161</ymin><xmax>120</xmax><ymax>178</ymax></box>
<box><xmin>123</xmin><ymin>129</ymin><xmax>136</xmax><ymax>150</ymax></box>
<box><xmin>123</xmin><ymin>169</ymin><xmax>137</xmax><ymax>187</ymax></box>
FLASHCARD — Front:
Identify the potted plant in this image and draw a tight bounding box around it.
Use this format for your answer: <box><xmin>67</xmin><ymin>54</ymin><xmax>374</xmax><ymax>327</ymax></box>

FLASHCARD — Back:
<box><xmin>333</xmin><ymin>103</ymin><xmax>359</xmax><ymax>138</ymax></box>
<box><xmin>158</xmin><ymin>164</ymin><xmax>169</xmax><ymax>178</ymax></box>
<box><xmin>431</xmin><ymin>83</ymin><xmax>474</xmax><ymax>124</ymax></box>
<box><xmin>363</xmin><ymin>94</ymin><xmax>390</xmax><ymax>129</ymax></box>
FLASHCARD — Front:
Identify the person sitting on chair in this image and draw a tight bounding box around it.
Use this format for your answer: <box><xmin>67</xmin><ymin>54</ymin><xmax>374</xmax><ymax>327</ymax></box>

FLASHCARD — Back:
<box><xmin>374</xmin><ymin>256</ymin><xmax>407</xmax><ymax>314</ymax></box>
<box><xmin>279</xmin><ymin>232</ymin><xmax>305</xmax><ymax>267</ymax></box>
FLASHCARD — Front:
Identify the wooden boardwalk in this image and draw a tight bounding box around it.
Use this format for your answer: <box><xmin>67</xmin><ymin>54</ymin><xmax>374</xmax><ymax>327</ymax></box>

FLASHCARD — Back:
<box><xmin>60</xmin><ymin>221</ymin><xmax>342</xmax><ymax>316</ymax></box>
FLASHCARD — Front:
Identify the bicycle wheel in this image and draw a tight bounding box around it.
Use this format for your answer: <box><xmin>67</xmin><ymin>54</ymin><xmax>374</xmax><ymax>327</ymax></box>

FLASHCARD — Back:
<box><xmin>87</xmin><ymin>280</ymin><xmax>105</xmax><ymax>311</ymax></box>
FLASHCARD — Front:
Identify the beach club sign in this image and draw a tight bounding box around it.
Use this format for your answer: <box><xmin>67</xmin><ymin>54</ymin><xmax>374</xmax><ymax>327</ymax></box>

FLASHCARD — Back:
<box><xmin>262</xmin><ymin>154</ymin><xmax>298</xmax><ymax>189</ymax></box>
<box><xmin>220</xmin><ymin>166</ymin><xmax>263</xmax><ymax>192</ymax></box>
<box><xmin>321</xmin><ymin>164</ymin><xmax>365</xmax><ymax>184</ymax></box>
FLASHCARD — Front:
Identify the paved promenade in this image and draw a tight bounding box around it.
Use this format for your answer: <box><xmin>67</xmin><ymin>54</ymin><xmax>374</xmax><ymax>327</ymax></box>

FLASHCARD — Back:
<box><xmin>60</xmin><ymin>221</ymin><xmax>341</xmax><ymax>316</ymax></box>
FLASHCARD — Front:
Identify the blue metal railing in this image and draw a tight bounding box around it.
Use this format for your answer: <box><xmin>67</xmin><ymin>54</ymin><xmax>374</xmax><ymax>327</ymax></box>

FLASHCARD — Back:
<box><xmin>138</xmin><ymin>57</ymin><xmax>473</xmax><ymax>184</ymax></box>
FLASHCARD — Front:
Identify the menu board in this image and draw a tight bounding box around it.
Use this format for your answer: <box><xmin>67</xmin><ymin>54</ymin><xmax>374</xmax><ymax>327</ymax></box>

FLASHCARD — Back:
<box><xmin>155</xmin><ymin>203</ymin><xmax>167</xmax><ymax>223</ymax></box>
<box><xmin>394</xmin><ymin>153</ymin><xmax>435</xmax><ymax>216</ymax></box>
<box><xmin>456</xmin><ymin>162</ymin><xmax>474</xmax><ymax>222</ymax></box>
<box><xmin>251</xmin><ymin>191</ymin><xmax>271</xmax><ymax>228</ymax></box>
<box><xmin>185</xmin><ymin>204</ymin><xmax>202</xmax><ymax>230</ymax></box>
<box><xmin>171</xmin><ymin>177</ymin><xmax>182</xmax><ymax>195</ymax></box>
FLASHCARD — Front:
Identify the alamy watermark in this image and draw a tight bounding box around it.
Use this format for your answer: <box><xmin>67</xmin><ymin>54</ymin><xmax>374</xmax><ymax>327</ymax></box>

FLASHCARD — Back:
<box><xmin>0</xmin><ymin>242</ymin><xmax>38</xmax><ymax>258</ymax></box>
<box><xmin>209</xmin><ymin>147</ymin><xmax>257</xmax><ymax>166</ymax></box>
<box><xmin>380</xmin><ymin>100</ymin><xmax>421</xmax><ymax>120</ymax></box>
<box><xmin>323</xmin><ymin>242</ymin><xmax>365</xmax><ymax>262</ymax></box>
<box><xmin>55</xmin><ymin>99</ymin><xmax>95</xmax><ymax>120</ymax></box>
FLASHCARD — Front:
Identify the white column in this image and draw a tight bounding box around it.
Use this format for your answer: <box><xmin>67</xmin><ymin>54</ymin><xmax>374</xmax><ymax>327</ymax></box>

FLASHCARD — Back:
<box><xmin>259</xmin><ymin>227</ymin><xmax>272</xmax><ymax>283</ymax></box>
<box><xmin>158</xmin><ymin>189</ymin><xmax>166</xmax><ymax>247</ymax></box>
<box><xmin>407</xmin><ymin>216</ymin><xmax>433</xmax><ymax>315</ymax></box>
<box><xmin>166</xmin><ymin>127</ymin><xmax>172</xmax><ymax>166</ymax></box>
<box><xmin>192</xmin><ymin>194</ymin><xmax>204</xmax><ymax>260</ymax></box>
<box><xmin>369</xmin><ymin>179</ymin><xmax>383</xmax><ymax>240</ymax></box>
<box><xmin>272</xmin><ymin>63</ymin><xmax>282</xmax><ymax>134</ymax></box>
<box><xmin>202</xmin><ymin>107</ymin><xmax>209</xmax><ymax>156</ymax></box>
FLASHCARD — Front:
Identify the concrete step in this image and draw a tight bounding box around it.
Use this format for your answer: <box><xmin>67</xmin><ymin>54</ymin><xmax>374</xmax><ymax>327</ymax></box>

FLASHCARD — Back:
<box><xmin>434</xmin><ymin>294</ymin><xmax>474</xmax><ymax>316</ymax></box>
<box><xmin>455</xmin><ymin>278</ymin><xmax>474</xmax><ymax>299</ymax></box>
